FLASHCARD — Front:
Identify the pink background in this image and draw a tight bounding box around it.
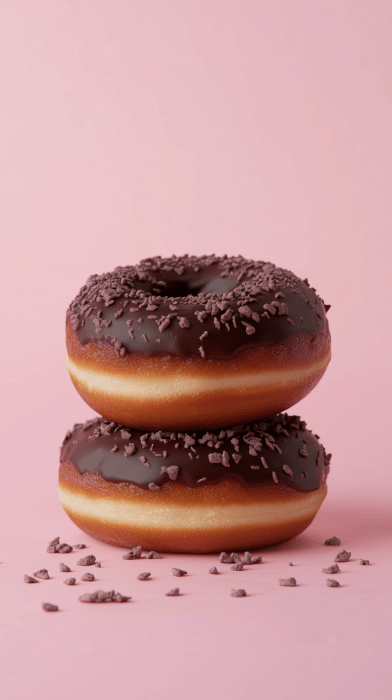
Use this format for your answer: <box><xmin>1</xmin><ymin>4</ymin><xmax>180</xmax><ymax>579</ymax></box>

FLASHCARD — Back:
<box><xmin>1</xmin><ymin>1</ymin><xmax>391</xmax><ymax>698</ymax></box>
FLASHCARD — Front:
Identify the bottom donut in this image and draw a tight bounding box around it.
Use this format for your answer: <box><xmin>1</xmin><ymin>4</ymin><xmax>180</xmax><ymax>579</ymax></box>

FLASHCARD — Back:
<box><xmin>59</xmin><ymin>414</ymin><xmax>330</xmax><ymax>553</ymax></box>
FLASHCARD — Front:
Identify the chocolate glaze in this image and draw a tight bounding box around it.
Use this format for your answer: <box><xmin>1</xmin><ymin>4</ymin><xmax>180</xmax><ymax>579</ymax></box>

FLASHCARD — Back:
<box><xmin>60</xmin><ymin>415</ymin><xmax>331</xmax><ymax>493</ymax></box>
<box><xmin>67</xmin><ymin>256</ymin><xmax>330</xmax><ymax>361</ymax></box>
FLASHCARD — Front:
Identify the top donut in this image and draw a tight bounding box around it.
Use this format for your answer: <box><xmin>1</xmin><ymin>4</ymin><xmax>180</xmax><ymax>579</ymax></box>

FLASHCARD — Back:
<box><xmin>66</xmin><ymin>255</ymin><xmax>331</xmax><ymax>430</ymax></box>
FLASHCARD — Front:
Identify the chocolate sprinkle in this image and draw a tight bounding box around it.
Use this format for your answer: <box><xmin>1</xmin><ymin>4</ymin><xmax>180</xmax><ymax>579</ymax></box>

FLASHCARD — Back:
<box><xmin>279</xmin><ymin>578</ymin><xmax>297</xmax><ymax>587</ymax></box>
<box><xmin>324</xmin><ymin>536</ymin><xmax>341</xmax><ymax>546</ymax></box>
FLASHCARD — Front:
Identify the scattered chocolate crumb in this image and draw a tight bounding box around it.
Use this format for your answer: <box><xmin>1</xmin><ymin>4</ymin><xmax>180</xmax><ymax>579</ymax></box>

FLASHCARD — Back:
<box><xmin>122</xmin><ymin>546</ymin><xmax>142</xmax><ymax>560</ymax></box>
<box><xmin>42</xmin><ymin>603</ymin><xmax>59</xmax><ymax>612</ymax></box>
<box><xmin>146</xmin><ymin>551</ymin><xmax>162</xmax><ymax>559</ymax></box>
<box><xmin>34</xmin><ymin>569</ymin><xmax>49</xmax><ymax>580</ymax></box>
<box><xmin>172</xmin><ymin>568</ymin><xmax>187</xmax><ymax>577</ymax></box>
<box><xmin>77</xmin><ymin>555</ymin><xmax>96</xmax><ymax>566</ymax></box>
<box><xmin>219</xmin><ymin>552</ymin><xmax>234</xmax><ymax>564</ymax></box>
<box><xmin>326</xmin><ymin>579</ymin><xmax>340</xmax><ymax>587</ymax></box>
<box><xmin>95</xmin><ymin>562</ymin><xmax>101</xmax><ymax>568</ymax></box>
<box><xmin>288</xmin><ymin>562</ymin><xmax>293</xmax><ymax>566</ymax></box>
<box><xmin>334</xmin><ymin>550</ymin><xmax>351</xmax><ymax>563</ymax></box>
<box><xmin>24</xmin><ymin>575</ymin><xmax>38</xmax><ymax>583</ymax></box>
<box><xmin>59</xmin><ymin>563</ymin><xmax>71</xmax><ymax>572</ymax></box>
<box><xmin>360</xmin><ymin>559</ymin><xmax>370</xmax><ymax>566</ymax></box>
<box><xmin>243</xmin><ymin>552</ymin><xmax>251</xmax><ymax>565</ymax></box>
<box><xmin>64</xmin><ymin>578</ymin><xmax>76</xmax><ymax>585</ymax></box>
<box><xmin>231</xmin><ymin>562</ymin><xmax>245</xmax><ymax>571</ymax></box>
<box><xmin>250</xmin><ymin>556</ymin><xmax>262</xmax><ymax>564</ymax></box>
<box><xmin>322</xmin><ymin>564</ymin><xmax>340</xmax><ymax>574</ymax></box>
<box><xmin>137</xmin><ymin>572</ymin><xmax>151</xmax><ymax>580</ymax></box>
<box><xmin>231</xmin><ymin>553</ymin><xmax>242</xmax><ymax>563</ymax></box>
<box><xmin>81</xmin><ymin>572</ymin><xmax>95</xmax><ymax>581</ymax></box>
<box><xmin>48</xmin><ymin>537</ymin><xmax>60</xmax><ymax>546</ymax></box>
<box><xmin>78</xmin><ymin>590</ymin><xmax>131</xmax><ymax>603</ymax></box>
<box><xmin>148</xmin><ymin>482</ymin><xmax>160</xmax><ymax>491</ymax></box>
<box><xmin>73</xmin><ymin>544</ymin><xmax>87</xmax><ymax>549</ymax></box>
<box><xmin>279</xmin><ymin>578</ymin><xmax>297</xmax><ymax>587</ymax></box>
<box><xmin>165</xmin><ymin>588</ymin><xmax>180</xmax><ymax>596</ymax></box>
<box><xmin>324</xmin><ymin>536</ymin><xmax>341</xmax><ymax>546</ymax></box>
<box><xmin>231</xmin><ymin>588</ymin><xmax>246</xmax><ymax>597</ymax></box>
<box><xmin>209</xmin><ymin>567</ymin><xmax>219</xmax><ymax>574</ymax></box>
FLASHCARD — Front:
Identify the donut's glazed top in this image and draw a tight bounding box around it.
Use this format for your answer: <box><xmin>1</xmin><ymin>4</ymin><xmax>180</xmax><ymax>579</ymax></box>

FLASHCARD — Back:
<box><xmin>67</xmin><ymin>255</ymin><xmax>330</xmax><ymax>360</ymax></box>
<box><xmin>61</xmin><ymin>414</ymin><xmax>331</xmax><ymax>492</ymax></box>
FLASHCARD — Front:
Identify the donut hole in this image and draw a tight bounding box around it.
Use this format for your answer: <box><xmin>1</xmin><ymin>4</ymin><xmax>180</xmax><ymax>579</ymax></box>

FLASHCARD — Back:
<box><xmin>148</xmin><ymin>269</ymin><xmax>239</xmax><ymax>299</ymax></box>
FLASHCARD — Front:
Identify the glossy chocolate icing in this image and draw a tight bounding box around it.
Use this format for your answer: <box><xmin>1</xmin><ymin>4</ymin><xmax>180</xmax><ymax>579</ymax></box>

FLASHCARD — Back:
<box><xmin>60</xmin><ymin>414</ymin><xmax>331</xmax><ymax>492</ymax></box>
<box><xmin>67</xmin><ymin>256</ymin><xmax>330</xmax><ymax>361</ymax></box>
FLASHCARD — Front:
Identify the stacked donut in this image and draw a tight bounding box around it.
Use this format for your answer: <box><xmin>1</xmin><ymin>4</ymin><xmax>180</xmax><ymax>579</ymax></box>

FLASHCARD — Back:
<box><xmin>60</xmin><ymin>255</ymin><xmax>331</xmax><ymax>552</ymax></box>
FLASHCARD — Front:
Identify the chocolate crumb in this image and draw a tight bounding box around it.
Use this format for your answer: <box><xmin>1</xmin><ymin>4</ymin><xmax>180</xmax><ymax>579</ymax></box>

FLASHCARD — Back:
<box><xmin>322</xmin><ymin>564</ymin><xmax>340</xmax><ymax>574</ymax></box>
<box><xmin>326</xmin><ymin>579</ymin><xmax>340</xmax><ymax>587</ymax></box>
<box><xmin>78</xmin><ymin>590</ymin><xmax>131</xmax><ymax>603</ymax></box>
<box><xmin>24</xmin><ymin>575</ymin><xmax>38</xmax><ymax>583</ymax></box>
<box><xmin>279</xmin><ymin>577</ymin><xmax>297</xmax><ymax>587</ymax></box>
<box><xmin>360</xmin><ymin>559</ymin><xmax>370</xmax><ymax>566</ymax></box>
<box><xmin>334</xmin><ymin>550</ymin><xmax>351</xmax><ymax>563</ymax></box>
<box><xmin>209</xmin><ymin>567</ymin><xmax>219</xmax><ymax>574</ymax></box>
<box><xmin>81</xmin><ymin>572</ymin><xmax>95</xmax><ymax>581</ymax></box>
<box><xmin>34</xmin><ymin>569</ymin><xmax>49</xmax><ymax>580</ymax></box>
<box><xmin>172</xmin><ymin>568</ymin><xmax>187</xmax><ymax>577</ymax></box>
<box><xmin>288</xmin><ymin>562</ymin><xmax>293</xmax><ymax>566</ymax></box>
<box><xmin>219</xmin><ymin>552</ymin><xmax>234</xmax><ymax>564</ymax></box>
<box><xmin>95</xmin><ymin>562</ymin><xmax>101</xmax><ymax>568</ymax></box>
<box><xmin>73</xmin><ymin>544</ymin><xmax>87</xmax><ymax>549</ymax></box>
<box><xmin>59</xmin><ymin>563</ymin><xmax>71</xmax><ymax>572</ymax></box>
<box><xmin>231</xmin><ymin>553</ymin><xmax>242</xmax><ymax>563</ymax></box>
<box><xmin>324</xmin><ymin>536</ymin><xmax>341</xmax><ymax>546</ymax></box>
<box><xmin>48</xmin><ymin>537</ymin><xmax>60</xmax><ymax>546</ymax></box>
<box><xmin>137</xmin><ymin>572</ymin><xmax>151</xmax><ymax>580</ymax></box>
<box><xmin>146</xmin><ymin>551</ymin><xmax>162</xmax><ymax>559</ymax></box>
<box><xmin>231</xmin><ymin>588</ymin><xmax>246</xmax><ymax>597</ymax></box>
<box><xmin>42</xmin><ymin>603</ymin><xmax>58</xmax><ymax>612</ymax></box>
<box><xmin>165</xmin><ymin>588</ymin><xmax>180</xmax><ymax>596</ymax></box>
<box><xmin>122</xmin><ymin>546</ymin><xmax>142</xmax><ymax>560</ymax></box>
<box><xmin>231</xmin><ymin>561</ymin><xmax>245</xmax><ymax>571</ymax></box>
<box><xmin>250</xmin><ymin>556</ymin><xmax>262</xmax><ymax>564</ymax></box>
<box><xmin>64</xmin><ymin>577</ymin><xmax>76</xmax><ymax>585</ymax></box>
<box><xmin>243</xmin><ymin>552</ymin><xmax>252</xmax><ymax>565</ymax></box>
<box><xmin>77</xmin><ymin>555</ymin><xmax>96</xmax><ymax>566</ymax></box>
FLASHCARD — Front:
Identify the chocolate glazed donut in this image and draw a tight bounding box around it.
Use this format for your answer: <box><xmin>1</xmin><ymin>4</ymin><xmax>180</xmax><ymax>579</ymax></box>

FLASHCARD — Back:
<box><xmin>59</xmin><ymin>414</ymin><xmax>331</xmax><ymax>553</ymax></box>
<box><xmin>66</xmin><ymin>255</ymin><xmax>331</xmax><ymax>430</ymax></box>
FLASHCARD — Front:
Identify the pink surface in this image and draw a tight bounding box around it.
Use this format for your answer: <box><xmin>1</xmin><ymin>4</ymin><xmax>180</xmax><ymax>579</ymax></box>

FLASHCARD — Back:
<box><xmin>1</xmin><ymin>2</ymin><xmax>391</xmax><ymax>698</ymax></box>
